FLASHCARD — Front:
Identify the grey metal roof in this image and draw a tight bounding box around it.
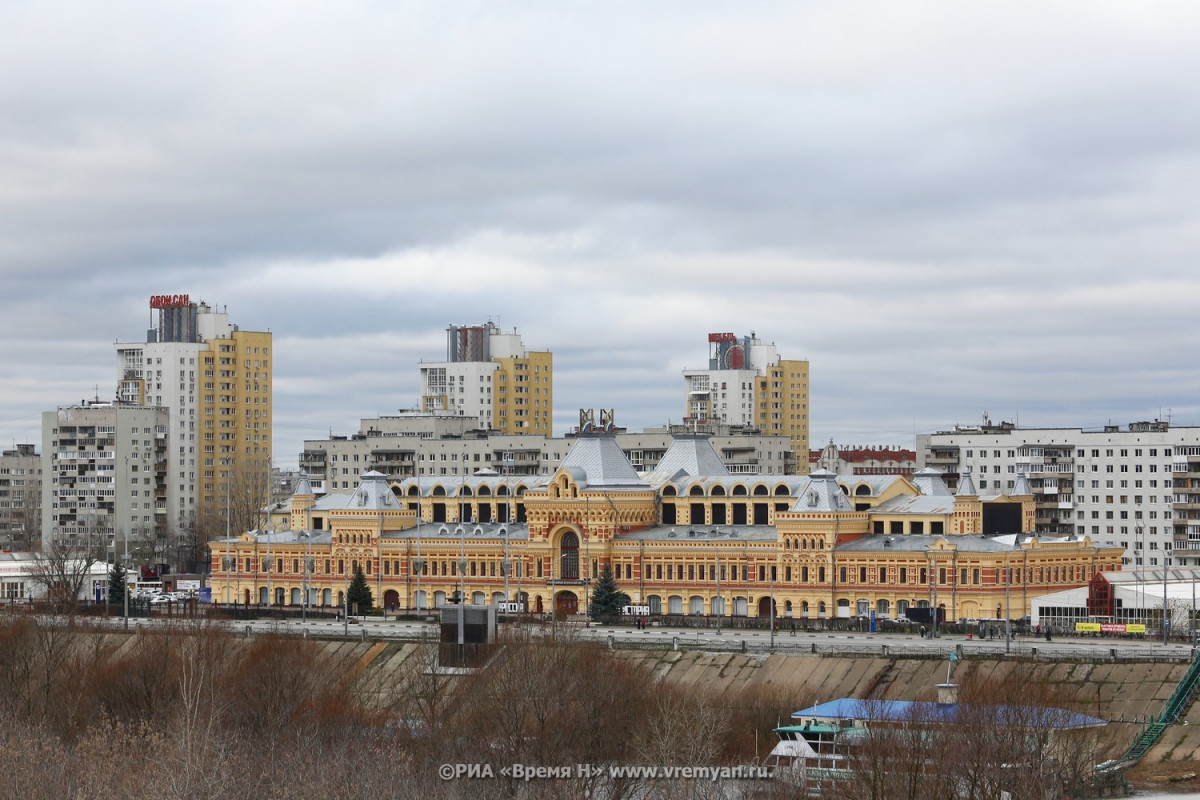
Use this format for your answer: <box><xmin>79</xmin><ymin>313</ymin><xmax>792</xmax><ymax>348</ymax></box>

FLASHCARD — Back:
<box><xmin>293</xmin><ymin>473</ymin><xmax>313</xmax><ymax>496</ymax></box>
<box><xmin>652</xmin><ymin>435</ymin><xmax>730</xmax><ymax>478</ymax></box>
<box><xmin>387</xmin><ymin>521</ymin><xmax>530</xmax><ymax>542</ymax></box>
<box><xmin>872</xmin><ymin>494</ymin><xmax>957</xmax><ymax>515</ymax></box>
<box><xmin>615</xmin><ymin>524</ymin><xmax>779</xmax><ymax>543</ymax></box>
<box><xmin>910</xmin><ymin>468</ymin><xmax>952</xmax><ymax>496</ymax></box>
<box><xmin>393</xmin><ymin>474</ymin><xmax>548</xmax><ymax>498</ymax></box>
<box><xmin>835</xmin><ymin>533</ymin><xmax>1022</xmax><ymax>554</ymax></box>
<box><xmin>216</xmin><ymin>529</ymin><xmax>334</xmax><ymax>546</ymax></box>
<box><xmin>838</xmin><ymin>474</ymin><xmax>909</xmax><ymax>496</ymax></box>
<box><xmin>956</xmin><ymin>471</ymin><xmax>978</xmax><ymax>497</ymax></box>
<box><xmin>793</xmin><ymin>470</ymin><xmax>854</xmax><ymax>512</ymax></box>
<box><xmin>559</xmin><ymin>436</ymin><xmax>649</xmax><ymax>489</ymax></box>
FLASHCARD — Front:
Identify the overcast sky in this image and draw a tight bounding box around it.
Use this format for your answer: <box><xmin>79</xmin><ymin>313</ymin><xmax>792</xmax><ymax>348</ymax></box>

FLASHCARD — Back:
<box><xmin>3</xmin><ymin>2</ymin><xmax>1200</xmax><ymax>468</ymax></box>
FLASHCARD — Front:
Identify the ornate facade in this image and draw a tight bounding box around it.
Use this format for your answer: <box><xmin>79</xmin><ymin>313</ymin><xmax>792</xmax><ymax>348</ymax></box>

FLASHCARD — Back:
<box><xmin>210</xmin><ymin>435</ymin><xmax>1123</xmax><ymax>621</ymax></box>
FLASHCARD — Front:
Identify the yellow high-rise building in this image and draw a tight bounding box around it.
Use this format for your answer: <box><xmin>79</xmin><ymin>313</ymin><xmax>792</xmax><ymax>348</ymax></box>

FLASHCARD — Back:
<box><xmin>199</xmin><ymin>327</ymin><xmax>273</xmax><ymax>538</ymax></box>
<box><xmin>115</xmin><ymin>297</ymin><xmax>271</xmax><ymax>568</ymax></box>
<box><xmin>756</xmin><ymin>358</ymin><xmax>810</xmax><ymax>465</ymax></box>
<box><xmin>684</xmin><ymin>332</ymin><xmax>809</xmax><ymax>471</ymax></box>
<box><xmin>419</xmin><ymin>323</ymin><xmax>553</xmax><ymax>436</ymax></box>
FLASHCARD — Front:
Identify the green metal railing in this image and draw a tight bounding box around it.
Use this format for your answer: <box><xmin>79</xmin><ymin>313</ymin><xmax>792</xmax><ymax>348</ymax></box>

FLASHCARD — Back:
<box><xmin>1121</xmin><ymin>653</ymin><xmax>1200</xmax><ymax>762</ymax></box>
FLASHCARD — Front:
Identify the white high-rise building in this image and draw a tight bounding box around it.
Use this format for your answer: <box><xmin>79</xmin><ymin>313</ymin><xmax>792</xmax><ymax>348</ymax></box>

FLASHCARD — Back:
<box><xmin>682</xmin><ymin>332</ymin><xmax>810</xmax><ymax>468</ymax></box>
<box><xmin>918</xmin><ymin>419</ymin><xmax>1200</xmax><ymax>568</ymax></box>
<box><xmin>418</xmin><ymin>322</ymin><xmax>553</xmax><ymax>436</ymax></box>
<box><xmin>114</xmin><ymin>295</ymin><xmax>272</xmax><ymax>565</ymax></box>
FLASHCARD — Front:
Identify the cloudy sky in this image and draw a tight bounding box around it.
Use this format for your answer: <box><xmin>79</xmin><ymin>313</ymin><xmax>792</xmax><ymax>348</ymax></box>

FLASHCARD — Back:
<box><xmin>3</xmin><ymin>2</ymin><xmax>1200</xmax><ymax>467</ymax></box>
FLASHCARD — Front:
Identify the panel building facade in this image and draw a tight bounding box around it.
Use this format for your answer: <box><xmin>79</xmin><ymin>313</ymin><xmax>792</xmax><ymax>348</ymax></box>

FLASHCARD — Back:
<box><xmin>0</xmin><ymin>444</ymin><xmax>41</xmax><ymax>550</ymax></box>
<box><xmin>299</xmin><ymin>413</ymin><xmax>796</xmax><ymax>497</ymax></box>
<box><xmin>40</xmin><ymin>403</ymin><xmax>169</xmax><ymax>560</ymax></box>
<box><xmin>917</xmin><ymin>420</ymin><xmax>1200</xmax><ymax>569</ymax></box>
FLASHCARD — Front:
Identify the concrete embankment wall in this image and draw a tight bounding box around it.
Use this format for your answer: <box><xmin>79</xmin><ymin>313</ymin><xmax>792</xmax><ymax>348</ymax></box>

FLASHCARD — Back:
<box><xmin>43</xmin><ymin>629</ymin><xmax>1195</xmax><ymax>763</ymax></box>
<box><xmin>610</xmin><ymin>648</ymin><xmax>1189</xmax><ymax>760</ymax></box>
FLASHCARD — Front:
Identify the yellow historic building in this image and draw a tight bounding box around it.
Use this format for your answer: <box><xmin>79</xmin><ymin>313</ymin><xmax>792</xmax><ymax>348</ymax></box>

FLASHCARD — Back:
<box><xmin>210</xmin><ymin>436</ymin><xmax>1122</xmax><ymax>622</ymax></box>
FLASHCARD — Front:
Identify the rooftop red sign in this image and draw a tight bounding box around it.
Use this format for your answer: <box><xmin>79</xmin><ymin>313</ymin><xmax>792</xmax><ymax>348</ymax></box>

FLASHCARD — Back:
<box><xmin>150</xmin><ymin>294</ymin><xmax>191</xmax><ymax>309</ymax></box>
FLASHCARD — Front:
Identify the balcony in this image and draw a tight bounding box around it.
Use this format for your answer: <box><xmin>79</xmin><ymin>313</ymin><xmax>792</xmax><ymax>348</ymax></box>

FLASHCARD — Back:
<box><xmin>1173</xmin><ymin>497</ymin><xmax>1200</xmax><ymax>512</ymax></box>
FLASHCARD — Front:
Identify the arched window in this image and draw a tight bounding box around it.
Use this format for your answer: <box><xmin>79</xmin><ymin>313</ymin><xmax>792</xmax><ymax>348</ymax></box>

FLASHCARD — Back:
<box><xmin>559</xmin><ymin>531</ymin><xmax>580</xmax><ymax>580</ymax></box>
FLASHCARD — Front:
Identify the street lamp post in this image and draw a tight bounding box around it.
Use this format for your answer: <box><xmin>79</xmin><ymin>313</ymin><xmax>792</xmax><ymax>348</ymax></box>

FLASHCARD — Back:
<box><xmin>502</xmin><ymin>528</ymin><xmax>510</xmax><ymax>605</ymax></box>
<box><xmin>1005</xmin><ymin>561</ymin><xmax>1012</xmax><ymax>654</ymax></box>
<box><xmin>1164</xmin><ymin>560</ymin><xmax>1170</xmax><ymax>646</ymax></box>
<box><xmin>223</xmin><ymin>466</ymin><xmax>231</xmax><ymax>607</ymax></box>
<box><xmin>415</xmin><ymin>489</ymin><xmax>423</xmax><ymax>616</ymax></box>
<box><xmin>769</xmin><ymin>559</ymin><xmax>775</xmax><ymax>649</ymax></box>
<box><xmin>929</xmin><ymin>550</ymin><xmax>939</xmax><ymax>639</ymax></box>
<box><xmin>265</xmin><ymin>535</ymin><xmax>272</xmax><ymax>608</ymax></box>
<box><xmin>123</xmin><ymin>456</ymin><xmax>131</xmax><ymax>631</ymax></box>
<box><xmin>584</xmin><ymin>496</ymin><xmax>591</xmax><ymax>623</ymax></box>
<box><xmin>301</xmin><ymin>532</ymin><xmax>312</xmax><ymax>623</ymax></box>
<box><xmin>715</xmin><ymin>555</ymin><xmax>722</xmax><ymax>635</ymax></box>
<box><xmin>458</xmin><ymin>524</ymin><xmax>467</xmax><ymax>606</ymax></box>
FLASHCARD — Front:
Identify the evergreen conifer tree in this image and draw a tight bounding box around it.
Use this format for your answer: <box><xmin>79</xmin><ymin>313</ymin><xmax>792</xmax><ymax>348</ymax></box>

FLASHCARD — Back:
<box><xmin>108</xmin><ymin>561</ymin><xmax>126</xmax><ymax>607</ymax></box>
<box><xmin>346</xmin><ymin>565</ymin><xmax>374</xmax><ymax>614</ymax></box>
<box><xmin>589</xmin><ymin>563</ymin><xmax>629</xmax><ymax>620</ymax></box>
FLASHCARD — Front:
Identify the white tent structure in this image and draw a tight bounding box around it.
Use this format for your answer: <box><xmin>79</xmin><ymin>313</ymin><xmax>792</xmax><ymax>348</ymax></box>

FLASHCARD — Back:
<box><xmin>1032</xmin><ymin>568</ymin><xmax>1200</xmax><ymax>636</ymax></box>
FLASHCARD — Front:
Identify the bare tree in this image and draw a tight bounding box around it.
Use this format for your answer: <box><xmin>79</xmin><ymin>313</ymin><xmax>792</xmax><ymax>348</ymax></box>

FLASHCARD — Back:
<box><xmin>29</xmin><ymin>532</ymin><xmax>107</xmax><ymax>612</ymax></box>
<box><xmin>195</xmin><ymin>456</ymin><xmax>273</xmax><ymax>573</ymax></box>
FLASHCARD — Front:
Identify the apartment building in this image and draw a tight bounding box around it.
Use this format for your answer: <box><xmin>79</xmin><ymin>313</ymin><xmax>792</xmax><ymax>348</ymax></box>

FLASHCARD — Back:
<box><xmin>682</xmin><ymin>332</ymin><xmax>809</xmax><ymax>469</ymax></box>
<box><xmin>917</xmin><ymin>420</ymin><xmax>1200</xmax><ymax>568</ymax></box>
<box><xmin>114</xmin><ymin>296</ymin><xmax>272</xmax><ymax>557</ymax></box>
<box><xmin>299</xmin><ymin>414</ymin><xmax>796</xmax><ymax>495</ymax></box>
<box><xmin>40</xmin><ymin>403</ymin><xmax>169</xmax><ymax>560</ymax></box>
<box><xmin>418</xmin><ymin>323</ymin><xmax>552</xmax><ymax>435</ymax></box>
<box><xmin>0</xmin><ymin>444</ymin><xmax>41</xmax><ymax>550</ymax></box>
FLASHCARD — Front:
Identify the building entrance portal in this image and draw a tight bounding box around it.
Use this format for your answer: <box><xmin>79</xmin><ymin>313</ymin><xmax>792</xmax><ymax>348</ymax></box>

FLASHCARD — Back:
<box><xmin>555</xmin><ymin>590</ymin><xmax>578</xmax><ymax>620</ymax></box>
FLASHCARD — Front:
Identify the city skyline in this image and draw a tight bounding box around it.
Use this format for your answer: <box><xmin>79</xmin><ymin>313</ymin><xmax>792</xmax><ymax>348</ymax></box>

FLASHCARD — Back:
<box><xmin>4</xmin><ymin>3</ymin><xmax>1200</xmax><ymax>467</ymax></box>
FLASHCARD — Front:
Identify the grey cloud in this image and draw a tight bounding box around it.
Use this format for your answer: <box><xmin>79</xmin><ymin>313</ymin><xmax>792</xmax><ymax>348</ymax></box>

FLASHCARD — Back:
<box><xmin>2</xmin><ymin>3</ymin><xmax>1200</xmax><ymax>461</ymax></box>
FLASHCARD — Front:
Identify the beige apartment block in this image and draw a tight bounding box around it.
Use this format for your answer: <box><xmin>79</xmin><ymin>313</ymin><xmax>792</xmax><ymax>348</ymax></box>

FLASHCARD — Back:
<box><xmin>683</xmin><ymin>332</ymin><xmax>810</xmax><ymax>470</ymax></box>
<box><xmin>419</xmin><ymin>322</ymin><xmax>553</xmax><ymax>436</ymax></box>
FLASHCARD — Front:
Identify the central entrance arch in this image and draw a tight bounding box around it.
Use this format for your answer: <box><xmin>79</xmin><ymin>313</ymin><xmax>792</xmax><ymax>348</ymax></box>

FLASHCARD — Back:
<box><xmin>757</xmin><ymin>596</ymin><xmax>777</xmax><ymax>618</ymax></box>
<box><xmin>555</xmin><ymin>590</ymin><xmax>578</xmax><ymax>620</ymax></box>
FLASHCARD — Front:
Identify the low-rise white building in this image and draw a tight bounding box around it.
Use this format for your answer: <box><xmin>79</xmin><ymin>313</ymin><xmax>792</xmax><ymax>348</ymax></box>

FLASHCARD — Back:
<box><xmin>0</xmin><ymin>551</ymin><xmax>112</xmax><ymax>603</ymax></box>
